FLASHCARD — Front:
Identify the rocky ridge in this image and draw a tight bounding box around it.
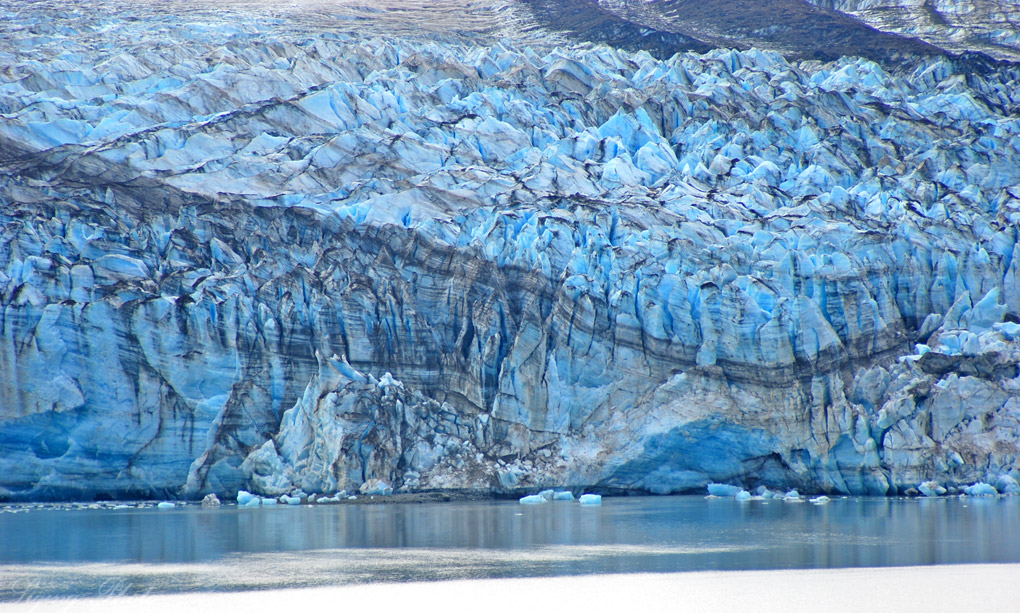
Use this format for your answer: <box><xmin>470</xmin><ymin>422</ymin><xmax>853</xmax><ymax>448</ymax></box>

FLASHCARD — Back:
<box><xmin>805</xmin><ymin>0</ymin><xmax>1020</xmax><ymax>62</ymax></box>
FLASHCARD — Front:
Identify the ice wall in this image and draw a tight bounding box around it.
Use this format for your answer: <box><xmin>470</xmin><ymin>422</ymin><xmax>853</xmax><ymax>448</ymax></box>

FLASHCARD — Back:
<box><xmin>1</xmin><ymin>3</ymin><xmax>1019</xmax><ymax>499</ymax></box>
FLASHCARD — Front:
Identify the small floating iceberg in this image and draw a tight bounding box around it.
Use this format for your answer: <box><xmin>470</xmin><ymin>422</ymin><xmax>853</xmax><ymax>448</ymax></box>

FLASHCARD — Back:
<box><xmin>157</xmin><ymin>501</ymin><xmax>175</xmax><ymax>509</ymax></box>
<box><xmin>810</xmin><ymin>496</ymin><xmax>830</xmax><ymax>504</ymax></box>
<box><xmin>553</xmin><ymin>491</ymin><xmax>575</xmax><ymax>501</ymax></box>
<box><xmin>519</xmin><ymin>494</ymin><xmax>548</xmax><ymax>505</ymax></box>
<box><xmin>783</xmin><ymin>490</ymin><xmax>803</xmax><ymax>501</ymax></box>
<box><xmin>578</xmin><ymin>494</ymin><xmax>602</xmax><ymax>506</ymax></box>
<box><xmin>964</xmin><ymin>482</ymin><xmax>998</xmax><ymax>497</ymax></box>
<box><xmin>735</xmin><ymin>490</ymin><xmax>752</xmax><ymax>501</ymax></box>
<box><xmin>707</xmin><ymin>483</ymin><xmax>742</xmax><ymax>497</ymax></box>
<box><xmin>919</xmin><ymin>481</ymin><xmax>947</xmax><ymax>497</ymax></box>
<box><xmin>994</xmin><ymin>475</ymin><xmax>1019</xmax><ymax>495</ymax></box>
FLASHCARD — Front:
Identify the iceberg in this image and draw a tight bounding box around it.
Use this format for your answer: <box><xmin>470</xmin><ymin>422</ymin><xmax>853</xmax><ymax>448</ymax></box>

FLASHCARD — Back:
<box><xmin>519</xmin><ymin>495</ymin><xmax>548</xmax><ymax>505</ymax></box>
<box><xmin>578</xmin><ymin>494</ymin><xmax>602</xmax><ymax>506</ymax></box>
<box><xmin>964</xmin><ymin>483</ymin><xmax>999</xmax><ymax>497</ymax></box>
<box><xmin>707</xmin><ymin>483</ymin><xmax>743</xmax><ymax>497</ymax></box>
<box><xmin>994</xmin><ymin>475</ymin><xmax>1020</xmax><ymax>495</ymax></box>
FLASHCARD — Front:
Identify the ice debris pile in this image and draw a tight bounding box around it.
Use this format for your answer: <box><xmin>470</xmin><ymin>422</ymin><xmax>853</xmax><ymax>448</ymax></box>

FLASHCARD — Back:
<box><xmin>1</xmin><ymin>2</ymin><xmax>1019</xmax><ymax>501</ymax></box>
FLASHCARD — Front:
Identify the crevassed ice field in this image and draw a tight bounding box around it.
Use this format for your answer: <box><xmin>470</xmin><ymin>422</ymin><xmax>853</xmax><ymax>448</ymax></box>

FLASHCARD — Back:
<box><xmin>1</xmin><ymin>0</ymin><xmax>1019</xmax><ymax>504</ymax></box>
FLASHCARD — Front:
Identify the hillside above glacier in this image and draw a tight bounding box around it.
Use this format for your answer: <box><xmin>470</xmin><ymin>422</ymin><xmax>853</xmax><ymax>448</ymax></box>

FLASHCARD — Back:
<box><xmin>804</xmin><ymin>0</ymin><xmax>1020</xmax><ymax>62</ymax></box>
<box><xmin>1</xmin><ymin>0</ymin><xmax>1019</xmax><ymax>501</ymax></box>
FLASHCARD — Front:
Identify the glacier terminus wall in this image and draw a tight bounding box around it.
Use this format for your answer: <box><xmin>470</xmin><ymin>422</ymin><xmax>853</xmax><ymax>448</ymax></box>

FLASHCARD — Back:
<box><xmin>2</xmin><ymin>1</ymin><xmax>1019</xmax><ymax>501</ymax></box>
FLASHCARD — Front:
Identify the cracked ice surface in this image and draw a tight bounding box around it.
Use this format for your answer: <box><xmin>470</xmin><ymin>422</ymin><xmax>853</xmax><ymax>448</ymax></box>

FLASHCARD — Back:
<box><xmin>1</xmin><ymin>1</ymin><xmax>1019</xmax><ymax>500</ymax></box>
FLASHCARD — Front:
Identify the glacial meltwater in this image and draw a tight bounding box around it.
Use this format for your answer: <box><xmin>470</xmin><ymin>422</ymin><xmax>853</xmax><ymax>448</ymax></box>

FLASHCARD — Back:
<box><xmin>2</xmin><ymin>495</ymin><xmax>1019</xmax><ymax>601</ymax></box>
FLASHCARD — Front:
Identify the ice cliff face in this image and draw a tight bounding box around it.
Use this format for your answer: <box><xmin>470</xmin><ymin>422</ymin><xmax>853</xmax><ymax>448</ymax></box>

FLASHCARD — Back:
<box><xmin>2</xmin><ymin>1</ymin><xmax>1019</xmax><ymax>500</ymax></box>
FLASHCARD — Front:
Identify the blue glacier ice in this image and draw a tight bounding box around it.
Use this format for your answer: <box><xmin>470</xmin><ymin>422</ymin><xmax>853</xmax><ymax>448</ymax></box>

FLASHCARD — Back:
<box><xmin>0</xmin><ymin>1</ymin><xmax>1019</xmax><ymax>502</ymax></box>
<box><xmin>964</xmin><ymin>482</ymin><xmax>999</xmax><ymax>497</ymax></box>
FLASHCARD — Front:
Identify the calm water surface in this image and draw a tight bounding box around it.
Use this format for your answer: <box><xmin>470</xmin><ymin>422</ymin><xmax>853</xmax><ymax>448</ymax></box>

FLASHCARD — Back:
<box><xmin>2</xmin><ymin>495</ymin><xmax>1019</xmax><ymax>600</ymax></box>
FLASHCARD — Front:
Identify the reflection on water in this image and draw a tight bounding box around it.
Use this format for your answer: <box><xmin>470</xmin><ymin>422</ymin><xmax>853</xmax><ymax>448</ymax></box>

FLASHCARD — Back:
<box><xmin>2</xmin><ymin>496</ymin><xmax>1019</xmax><ymax>600</ymax></box>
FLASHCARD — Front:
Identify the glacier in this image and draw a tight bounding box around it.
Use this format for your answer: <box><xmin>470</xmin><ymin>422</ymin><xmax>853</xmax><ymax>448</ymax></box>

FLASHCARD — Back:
<box><xmin>1</xmin><ymin>1</ymin><xmax>1019</xmax><ymax>501</ymax></box>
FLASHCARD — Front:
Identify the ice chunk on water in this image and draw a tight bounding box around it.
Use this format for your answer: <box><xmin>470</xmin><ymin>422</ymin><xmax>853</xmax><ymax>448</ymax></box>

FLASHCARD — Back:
<box><xmin>578</xmin><ymin>494</ymin><xmax>602</xmax><ymax>506</ymax></box>
<box><xmin>243</xmin><ymin>497</ymin><xmax>262</xmax><ymax>507</ymax></box>
<box><xmin>538</xmin><ymin>489</ymin><xmax>556</xmax><ymax>501</ymax></box>
<box><xmin>519</xmin><ymin>494</ymin><xmax>548</xmax><ymax>505</ymax></box>
<box><xmin>783</xmin><ymin>490</ymin><xmax>802</xmax><ymax>501</ymax></box>
<box><xmin>810</xmin><ymin>496</ymin><xmax>830</xmax><ymax>504</ymax></box>
<box><xmin>919</xmin><ymin>481</ymin><xmax>947</xmax><ymax>497</ymax></box>
<box><xmin>237</xmin><ymin>490</ymin><xmax>257</xmax><ymax>505</ymax></box>
<box><xmin>261</xmin><ymin>497</ymin><xmax>278</xmax><ymax>506</ymax></box>
<box><xmin>202</xmin><ymin>493</ymin><xmax>221</xmax><ymax>507</ymax></box>
<box><xmin>993</xmin><ymin>475</ymin><xmax>1019</xmax><ymax>495</ymax></box>
<box><xmin>735</xmin><ymin>490</ymin><xmax>751</xmax><ymax>501</ymax></box>
<box><xmin>964</xmin><ymin>482</ymin><xmax>998</xmax><ymax>496</ymax></box>
<box><xmin>707</xmin><ymin>483</ymin><xmax>742</xmax><ymax>497</ymax></box>
<box><xmin>279</xmin><ymin>495</ymin><xmax>301</xmax><ymax>505</ymax></box>
<box><xmin>553</xmin><ymin>491</ymin><xmax>575</xmax><ymax>501</ymax></box>
<box><xmin>157</xmin><ymin>501</ymin><xmax>175</xmax><ymax>509</ymax></box>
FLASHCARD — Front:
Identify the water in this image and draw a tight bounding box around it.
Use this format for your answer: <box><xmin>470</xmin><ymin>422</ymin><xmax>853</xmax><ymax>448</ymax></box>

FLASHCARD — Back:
<box><xmin>2</xmin><ymin>495</ymin><xmax>1019</xmax><ymax>601</ymax></box>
